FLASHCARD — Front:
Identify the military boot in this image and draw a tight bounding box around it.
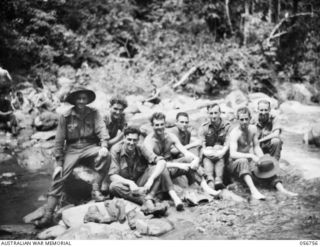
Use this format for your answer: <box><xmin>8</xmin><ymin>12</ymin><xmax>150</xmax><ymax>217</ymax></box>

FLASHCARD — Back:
<box><xmin>35</xmin><ymin>196</ymin><xmax>58</xmax><ymax>229</ymax></box>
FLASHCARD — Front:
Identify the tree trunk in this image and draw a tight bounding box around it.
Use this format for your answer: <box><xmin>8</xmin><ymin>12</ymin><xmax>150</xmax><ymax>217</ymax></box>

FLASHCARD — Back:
<box><xmin>225</xmin><ymin>0</ymin><xmax>233</xmax><ymax>33</ymax></box>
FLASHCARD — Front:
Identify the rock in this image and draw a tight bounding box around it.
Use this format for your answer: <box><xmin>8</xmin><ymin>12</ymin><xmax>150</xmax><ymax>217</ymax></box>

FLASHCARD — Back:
<box><xmin>56</xmin><ymin>223</ymin><xmax>125</xmax><ymax>240</ymax></box>
<box><xmin>196</xmin><ymin>227</ymin><xmax>205</xmax><ymax>233</ymax></box>
<box><xmin>218</xmin><ymin>189</ymin><xmax>246</xmax><ymax>202</ymax></box>
<box><xmin>0</xmin><ymin>153</ymin><xmax>13</xmax><ymax>164</ymax></box>
<box><xmin>56</xmin><ymin>77</ymin><xmax>74</xmax><ymax>102</ymax></box>
<box><xmin>83</xmin><ymin>205</ymin><xmax>116</xmax><ymax>224</ymax></box>
<box><xmin>1</xmin><ymin>172</ymin><xmax>16</xmax><ymax>178</ymax></box>
<box><xmin>304</xmin><ymin>124</ymin><xmax>320</xmax><ymax>147</ymax></box>
<box><xmin>135</xmin><ymin>218</ymin><xmax>174</xmax><ymax>236</ymax></box>
<box><xmin>16</xmin><ymin>146</ymin><xmax>53</xmax><ymax>170</ymax></box>
<box><xmin>0</xmin><ymin>224</ymin><xmax>37</xmax><ymax>235</ymax></box>
<box><xmin>37</xmin><ymin>225</ymin><xmax>67</xmax><ymax>240</ymax></box>
<box><xmin>31</xmin><ymin>130</ymin><xmax>56</xmax><ymax>141</ymax></box>
<box><xmin>62</xmin><ymin>200</ymin><xmax>137</xmax><ymax>228</ymax></box>
<box><xmin>225</xmin><ymin>90</ymin><xmax>249</xmax><ymax>111</ymax></box>
<box><xmin>279</xmin><ymin>101</ymin><xmax>320</xmax><ymax>134</ymax></box>
<box><xmin>278</xmin><ymin>82</ymin><xmax>313</xmax><ymax>104</ymax></box>
<box><xmin>23</xmin><ymin>206</ymin><xmax>46</xmax><ymax>223</ymax></box>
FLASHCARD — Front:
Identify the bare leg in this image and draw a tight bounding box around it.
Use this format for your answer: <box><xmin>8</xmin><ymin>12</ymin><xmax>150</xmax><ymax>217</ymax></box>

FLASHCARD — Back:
<box><xmin>243</xmin><ymin>174</ymin><xmax>266</xmax><ymax>200</ymax></box>
<box><xmin>200</xmin><ymin>178</ymin><xmax>220</xmax><ymax>197</ymax></box>
<box><xmin>275</xmin><ymin>182</ymin><xmax>298</xmax><ymax>196</ymax></box>
<box><xmin>168</xmin><ymin>190</ymin><xmax>184</xmax><ymax>211</ymax></box>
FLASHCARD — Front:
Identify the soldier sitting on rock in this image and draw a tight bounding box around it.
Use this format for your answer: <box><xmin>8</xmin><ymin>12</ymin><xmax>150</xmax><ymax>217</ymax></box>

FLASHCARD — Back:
<box><xmin>109</xmin><ymin>126</ymin><xmax>168</xmax><ymax>216</ymax></box>
<box><xmin>144</xmin><ymin>112</ymin><xmax>220</xmax><ymax>211</ymax></box>
<box><xmin>169</xmin><ymin>112</ymin><xmax>201</xmax><ymax>158</ymax></box>
<box><xmin>104</xmin><ymin>95</ymin><xmax>128</xmax><ymax>148</ymax></box>
<box><xmin>199</xmin><ymin>103</ymin><xmax>231</xmax><ymax>190</ymax></box>
<box><xmin>228</xmin><ymin>107</ymin><xmax>297</xmax><ymax>200</ymax></box>
<box><xmin>35</xmin><ymin>87</ymin><xmax>112</xmax><ymax>228</ymax></box>
<box><xmin>253</xmin><ymin>99</ymin><xmax>283</xmax><ymax>161</ymax></box>
<box><xmin>0</xmin><ymin>91</ymin><xmax>18</xmax><ymax>136</ymax></box>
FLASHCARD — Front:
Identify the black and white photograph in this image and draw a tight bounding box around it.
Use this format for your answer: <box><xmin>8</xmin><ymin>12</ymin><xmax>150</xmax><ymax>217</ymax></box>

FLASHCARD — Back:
<box><xmin>0</xmin><ymin>0</ymin><xmax>319</xmax><ymax>242</ymax></box>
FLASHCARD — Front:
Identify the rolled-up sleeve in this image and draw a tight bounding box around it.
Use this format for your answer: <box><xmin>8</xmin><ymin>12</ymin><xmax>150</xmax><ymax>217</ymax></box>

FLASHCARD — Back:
<box><xmin>54</xmin><ymin>115</ymin><xmax>66</xmax><ymax>161</ymax></box>
<box><xmin>94</xmin><ymin>111</ymin><xmax>110</xmax><ymax>148</ymax></box>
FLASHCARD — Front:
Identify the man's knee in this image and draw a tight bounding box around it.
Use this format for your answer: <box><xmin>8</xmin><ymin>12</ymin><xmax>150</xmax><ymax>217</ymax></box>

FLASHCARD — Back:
<box><xmin>270</xmin><ymin>138</ymin><xmax>282</xmax><ymax>147</ymax></box>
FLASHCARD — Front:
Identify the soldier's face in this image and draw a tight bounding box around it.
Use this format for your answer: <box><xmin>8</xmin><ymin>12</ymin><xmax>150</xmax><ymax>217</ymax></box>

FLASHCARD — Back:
<box><xmin>238</xmin><ymin>113</ymin><xmax>250</xmax><ymax>130</ymax></box>
<box><xmin>75</xmin><ymin>93</ymin><xmax>89</xmax><ymax>109</ymax></box>
<box><xmin>152</xmin><ymin>119</ymin><xmax>165</xmax><ymax>136</ymax></box>
<box><xmin>258</xmin><ymin>102</ymin><xmax>270</xmax><ymax>122</ymax></box>
<box><xmin>176</xmin><ymin>116</ymin><xmax>189</xmax><ymax>131</ymax></box>
<box><xmin>110</xmin><ymin>103</ymin><xmax>124</xmax><ymax>119</ymax></box>
<box><xmin>208</xmin><ymin>105</ymin><xmax>221</xmax><ymax>124</ymax></box>
<box><xmin>124</xmin><ymin>133</ymin><xmax>139</xmax><ymax>152</ymax></box>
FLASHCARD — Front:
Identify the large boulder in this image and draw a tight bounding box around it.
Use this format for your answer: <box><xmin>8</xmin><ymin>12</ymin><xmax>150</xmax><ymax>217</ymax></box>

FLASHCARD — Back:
<box><xmin>56</xmin><ymin>223</ymin><xmax>126</xmax><ymax>240</ymax></box>
<box><xmin>304</xmin><ymin>124</ymin><xmax>320</xmax><ymax>147</ymax></box>
<box><xmin>37</xmin><ymin>224</ymin><xmax>67</xmax><ymax>240</ymax></box>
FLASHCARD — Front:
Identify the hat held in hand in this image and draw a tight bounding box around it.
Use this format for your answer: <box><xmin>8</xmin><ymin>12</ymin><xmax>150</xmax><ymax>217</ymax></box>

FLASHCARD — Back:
<box><xmin>253</xmin><ymin>154</ymin><xmax>279</xmax><ymax>179</ymax></box>
<box><xmin>66</xmin><ymin>86</ymin><xmax>96</xmax><ymax>105</ymax></box>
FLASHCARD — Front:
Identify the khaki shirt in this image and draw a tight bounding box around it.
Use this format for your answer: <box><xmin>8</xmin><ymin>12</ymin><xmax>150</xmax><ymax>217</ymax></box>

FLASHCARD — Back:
<box><xmin>198</xmin><ymin>119</ymin><xmax>230</xmax><ymax>147</ymax></box>
<box><xmin>254</xmin><ymin>112</ymin><xmax>281</xmax><ymax>139</ymax></box>
<box><xmin>108</xmin><ymin>141</ymin><xmax>161</xmax><ymax>182</ymax></box>
<box><xmin>144</xmin><ymin>131</ymin><xmax>176</xmax><ymax>161</ymax></box>
<box><xmin>169</xmin><ymin>126</ymin><xmax>191</xmax><ymax>146</ymax></box>
<box><xmin>103</xmin><ymin>112</ymin><xmax>127</xmax><ymax>139</ymax></box>
<box><xmin>54</xmin><ymin>106</ymin><xmax>109</xmax><ymax>161</ymax></box>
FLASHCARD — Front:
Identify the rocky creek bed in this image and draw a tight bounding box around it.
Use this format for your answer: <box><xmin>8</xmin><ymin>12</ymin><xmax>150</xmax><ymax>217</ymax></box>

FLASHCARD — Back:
<box><xmin>0</xmin><ymin>96</ymin><xmax>320</xmax><ymax>240</ymax></box>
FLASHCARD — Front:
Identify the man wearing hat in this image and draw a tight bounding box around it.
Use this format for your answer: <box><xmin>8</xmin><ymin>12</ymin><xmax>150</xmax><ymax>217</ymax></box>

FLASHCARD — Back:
<box><xmin>35</xmin><ymin>87</ymin><xmax>111</xmax><ymax>228</ymax></box>
<box><xmin>228</xmin><ymin>107</ymin><xmax>297</xmax><ymax>200</ymax></box>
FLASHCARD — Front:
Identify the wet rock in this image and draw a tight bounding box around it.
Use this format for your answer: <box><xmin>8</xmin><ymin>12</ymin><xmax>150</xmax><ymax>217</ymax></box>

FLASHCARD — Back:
<box><xmin>16</xmin><ymin>146</ymin><xmax>53</xmax><ymax>170</ymax></box>
<box><xmin>0</xmin><ymin>153</ymin><xmax>13</xmax><ymax>164</ymax></box>
<box><xmin>37</xmin><ymin>224</ymin><xmax>67</xmax><ymax>240</ymax></box>
<box><xmin>56</xmin><ymin>223</ymin><xmax>125</xmax><ymax>240</ymax></box>
<box><xmin>23</xmin><ymin>206</ymin><xmax>46</xmax><ymax>223</ymax></box>
<box><xmin>135</xmin><ymin>218</ymin><xmax>174</xmax><ymax>236</ymax></box>
<box><xmin>304</xmin><ymin>124</ymin><xmax>320</xmax><ymax>147</ymax></box>
<box><xmin>0</xmin><ymin>224</ymin><xmax>37</xmax><ymax>235</ymax></box>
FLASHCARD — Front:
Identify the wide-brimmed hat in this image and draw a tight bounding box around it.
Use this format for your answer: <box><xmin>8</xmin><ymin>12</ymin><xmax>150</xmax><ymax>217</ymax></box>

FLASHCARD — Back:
<box><xmin>253</xmin><ymin>154</ymin><xmax>279</xmax><ymax>179</ymax></box>
<box><xmin>65</xmin><ymin>87</ymin><xmax>96</xmax><ymax>105</ymax></box>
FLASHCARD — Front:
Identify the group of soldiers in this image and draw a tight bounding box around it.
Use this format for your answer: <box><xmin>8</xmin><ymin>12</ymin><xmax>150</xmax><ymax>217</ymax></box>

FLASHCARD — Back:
<box><xmin>35</xmin><ymin>86</ymin><xmax>298</xmax><ymax>228</ymax></box>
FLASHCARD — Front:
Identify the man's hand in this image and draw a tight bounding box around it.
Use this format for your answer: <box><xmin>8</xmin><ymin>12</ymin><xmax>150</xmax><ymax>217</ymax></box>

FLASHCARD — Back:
<box><xmin>0</xmin><ymin>67</ymin><xmax>12</xmax><ymax>81</ymax></box>
<box><xmin>250</xmin><ymin>154</ymin><xmax>260</xmax><ymax>163</ymax></box>
<box><xmin>190</xmin><ymin>158</ymin><xmax>200</xmax><ymax>170</ymax></box>
<box><xmin>128</xmin><ymin>181</ymin><xmax>139</xmax><ymax>192</ymax></box>
<box><xmin>143</xmin><ymin>178</ymin><xmax>154</xmax><ymax>192</ymax></box>
<box><xmin>98</xmin><ymin>147</ymin><xmax>109</xmax><ymax>157</ymax></box>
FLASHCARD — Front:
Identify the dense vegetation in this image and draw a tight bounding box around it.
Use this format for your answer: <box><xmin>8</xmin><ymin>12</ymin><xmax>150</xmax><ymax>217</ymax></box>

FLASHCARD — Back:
<box><xmin>0</xmin><ymin>0</ymin><xmax>320</xmax><ymax>99</ymax></box>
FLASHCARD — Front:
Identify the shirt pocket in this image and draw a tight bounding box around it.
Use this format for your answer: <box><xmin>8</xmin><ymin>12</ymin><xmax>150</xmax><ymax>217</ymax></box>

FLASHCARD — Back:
<box><xmin>205</xmin><ymin>131</ymin><xmax>217</xmax><ymax>147</ymax></box>
<box><xmin>84</xmin><ymin>118</ymin><xmax>94</xmax><ymax>137</ymax></box>
<box><xmin>67</xmin><ymin>122</ymin><xmax>79</xmax><ymax>140</ymax></box>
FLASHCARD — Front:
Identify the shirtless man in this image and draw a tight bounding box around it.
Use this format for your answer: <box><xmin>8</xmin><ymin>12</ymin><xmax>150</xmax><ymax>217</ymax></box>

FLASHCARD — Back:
<box><xmin>228</xmin><ymin>107</ymin><xmax>297</xmax><ymax>200</ymax></box>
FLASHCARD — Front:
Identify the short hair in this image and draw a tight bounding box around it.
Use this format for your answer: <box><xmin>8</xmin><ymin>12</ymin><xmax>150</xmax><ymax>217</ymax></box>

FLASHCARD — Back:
<box><xmin>150</xmin><ymin>112</ymin><xmax>166</xmax><ymax>125</ymax></box>
<box><xmin>123</xmin><ymin>126</ymin><xmax>141</xmax><ymax>137</ymax></box>
<box><xmin>110</xmin><ymin>95</ymin><xmax>128</xmax><ymax>109</ymax></box>
<box><xmin>236</xmin><ymin>107</ymin><xmax>251</xmax><ymax>119</ymax></box>
<box><xmin>257</xmin><ymin>99</ymin><xmax>271</xmax><ymax>109</ymax></box>
<box><xmin>176</xmin><ymin>112</ymin><xmax>189</xmax><ymax>121</ymax></box>
<box><xmin>207</xmin><ymin>103</ymin><xmax>221</xmax><ymax>112</ymax></box>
